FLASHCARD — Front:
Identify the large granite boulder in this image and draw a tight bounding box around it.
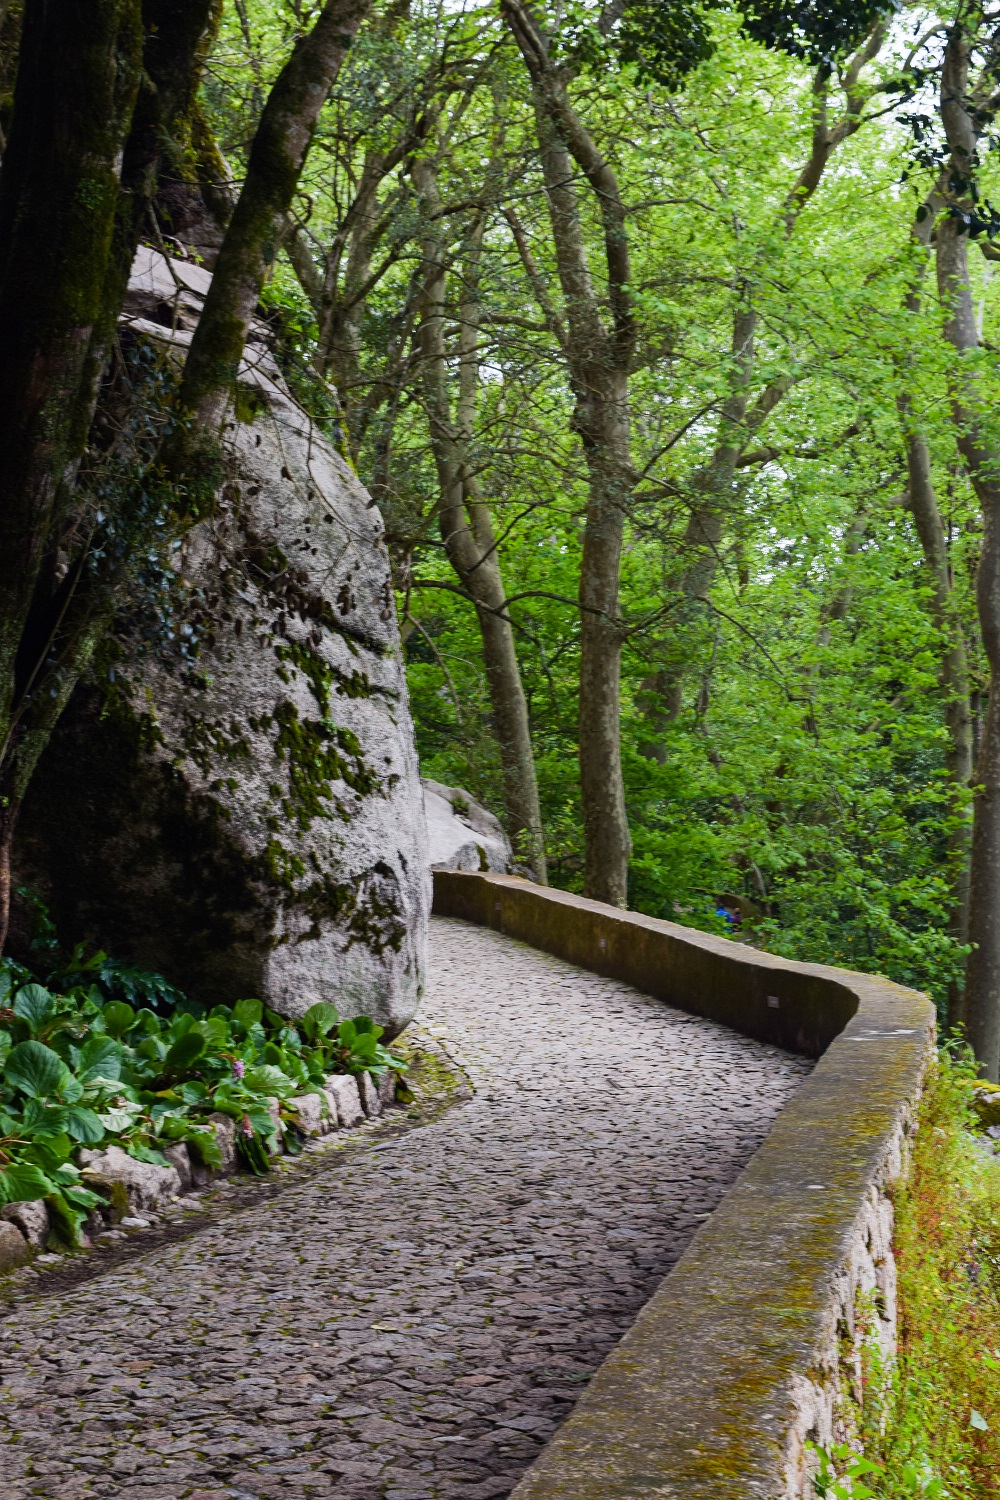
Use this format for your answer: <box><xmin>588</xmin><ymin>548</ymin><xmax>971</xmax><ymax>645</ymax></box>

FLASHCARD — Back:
<box><xmin>422</xmin><ymin>779</ymin><xmax>513</xmax><ymax>873</ymax></box>
<box><xmin>14</xmin><ymin>249</ymin><xmax>429</xmax><ymax>1035</ymax></box>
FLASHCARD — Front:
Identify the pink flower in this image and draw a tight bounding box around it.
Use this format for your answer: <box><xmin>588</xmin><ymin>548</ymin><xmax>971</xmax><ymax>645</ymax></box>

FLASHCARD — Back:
<box><xmin>232</xmin><ymin>1058</ymin><xmax>245</xmax><ymax>1080</ymax></box>
<box><xmin>241</xmin><ymin>1113</ymin><xmax>253</xmax><ymax>1138</ymax></box>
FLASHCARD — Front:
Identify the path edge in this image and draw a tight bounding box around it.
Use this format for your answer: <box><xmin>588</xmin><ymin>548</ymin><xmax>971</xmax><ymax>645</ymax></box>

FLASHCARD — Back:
<box><xmin>432</xmin><ymin>869</ymin><xmax>936</xmax><ymax>1499</ymax></box>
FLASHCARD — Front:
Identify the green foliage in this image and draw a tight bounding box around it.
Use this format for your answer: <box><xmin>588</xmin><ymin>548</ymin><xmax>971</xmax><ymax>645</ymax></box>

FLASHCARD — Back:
<box><xmin>740</xmin><ymin>0</ymin><xmax>894</xmax><ymax>66</ymax></box>
<box><xmin>0</xmin><ymin>934</ymin><xmax>407</xmax><ymax>1248</ymax></box>
<box><xmin>812</xmin><ymin>1052</ymin><xmax>1000</xmax><ymax>1499</ymax></box>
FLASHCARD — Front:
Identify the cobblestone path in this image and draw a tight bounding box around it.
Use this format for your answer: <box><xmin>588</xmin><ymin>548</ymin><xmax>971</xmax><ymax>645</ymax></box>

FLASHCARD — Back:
<box><xmin>0</xmin><ymin>917</ymin><xmax>810</xmax><ymax>1500</ymax></box>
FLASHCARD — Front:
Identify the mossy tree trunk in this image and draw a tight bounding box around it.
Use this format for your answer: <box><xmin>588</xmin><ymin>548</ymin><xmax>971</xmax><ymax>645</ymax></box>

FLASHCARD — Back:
<box><xmin>170</xmin><ymin>0</ymin><xmax>372</xmax><ymax>502</ymax></box>
<box><xmin>0</xmin><ymin>0</ymin><xmax>144</xmax><ymax>950</ymax></box>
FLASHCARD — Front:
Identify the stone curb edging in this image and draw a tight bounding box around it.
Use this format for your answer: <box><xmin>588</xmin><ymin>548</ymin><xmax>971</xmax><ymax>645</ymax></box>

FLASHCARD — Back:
<box><xmin>432</xmin><ymin>870</ymin><xmax>936</xmax><ymax>1500</ymax></box>
<box><xmin>0</xmin><ymin>1070</ymin><xmax>397</xmax><ymax>1274</ymax></box>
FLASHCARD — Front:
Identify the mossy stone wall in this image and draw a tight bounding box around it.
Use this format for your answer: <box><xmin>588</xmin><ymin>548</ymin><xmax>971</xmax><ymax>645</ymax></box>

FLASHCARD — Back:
<box><xmin>433</xmin><ymin>870</ymin><xmax>936</xmax><ymax>1499</ymax></box>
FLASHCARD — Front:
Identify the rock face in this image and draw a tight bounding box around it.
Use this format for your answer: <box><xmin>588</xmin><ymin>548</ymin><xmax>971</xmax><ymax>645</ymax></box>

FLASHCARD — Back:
<box><xmin>14</xmin><ymin>248</ymin><xmax>429</xmax><ymax>1036</ymax></box>
<box><xmin>422</xmin><ymin>779</ymin><xmax>513</xmax><ymax>874</ymax></box>
<box><xmin>0</xmin><ymin>1200</ymin><xmax>48</xmax><ymax>1250</ymax></box>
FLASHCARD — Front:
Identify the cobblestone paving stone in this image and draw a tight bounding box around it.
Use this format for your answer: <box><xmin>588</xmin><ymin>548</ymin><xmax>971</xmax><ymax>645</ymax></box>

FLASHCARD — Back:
<box><xmin>0</xmin><ymin>917</ymin><xmax>811</xmax><ymax>1500</ymax></box>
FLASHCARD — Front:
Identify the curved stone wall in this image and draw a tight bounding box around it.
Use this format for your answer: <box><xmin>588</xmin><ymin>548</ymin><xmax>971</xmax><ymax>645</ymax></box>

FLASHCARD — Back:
<box><xmin>432</xmin><ymin>870</ymin><xmax>936</xmax><ymax>1500</ymax></box>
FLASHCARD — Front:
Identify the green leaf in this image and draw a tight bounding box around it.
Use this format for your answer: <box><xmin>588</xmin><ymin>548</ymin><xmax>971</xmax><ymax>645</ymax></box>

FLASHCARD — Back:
<box><xmin>195</xmin><ymin>1016</ymin><xmax>228</xmax><ymax>1049</ymax></box>
<box><xmin>184</xmin><ymin>1125</ymin><xmax>222</xmax><ymax>1169</ymax></box>
<box><xmin>166</xmin><ymin>1011</ymin><xmax>196</xmax><ymax>1042</ymax></box>
<box><xmin>101</xmin><ymin>1001</ymin><xmax>136</xmax><ymax>1039</ymax></box>
<box><xmin>76</xmin><ymin>1034</ymin><xmax>122</xmax><ymax>1085</ymax></box>
<box><xmin>98</xmin><ymin>1103</ymin><xmax>142</xmax><ymax>1133</ymax></box>
<box><xmin>163</xmin><ymin>1031</ymin><xmax>207</xmax><ymax>1072</ymax></box>
<box><xmin>302</xmin><ymin>1001</ymin><xmax>339</xmax><ymax>1040</ymax></box>
<box><xmin>0</xmin><ymin>1162</ymin><xmax>54</xmax><ymax>1203</ymax></box>
<box><xmin>4</xmin><ymin>1040</ymin><xmax>73</xmax><ymax>1100</ymax></box>
<box><xmin>24</xmin><ymin>1134</ymin><xmax>73</xmax><ymax>1169</ymax></box>
<box><xmin>244</xmin><ymin>1102</ymin><xmax>279</xmax><ymax>1136</ymax></box>
<box><xmin>244</xmin><ymin>1064</ymin><xmax>295</xmax><ymax>1099</ymax></box>
<box><xmin>13</xmin><ymin>984</ymin><xmax>55</xmax><ymax>1035</ymax></box>
<box><xmin>233</xmin><ymin>997</ymin><xmax>264</xmax><ymax>1030</ymax></box>
<box><xmin>61</xmin><ymin>1105</ymin><xmax>105</xmax><ymax>1144</ymax></box>
<box><xmin>176</xmin><ymin>1080</ymin><xmax>208</xmax><ymax>1104</ymax></box>
<box><xmin>21</xmin><ymin>1103</ymin><xmax>71</xmax><ymax>1138</ymax></box>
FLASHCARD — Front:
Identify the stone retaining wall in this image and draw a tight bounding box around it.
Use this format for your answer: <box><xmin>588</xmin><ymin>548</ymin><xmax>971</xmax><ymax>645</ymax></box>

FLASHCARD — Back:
<box><xmin>432</xmin><ymin>870</ymin><xmax>936</xmax><ymax>1500</ymax></box>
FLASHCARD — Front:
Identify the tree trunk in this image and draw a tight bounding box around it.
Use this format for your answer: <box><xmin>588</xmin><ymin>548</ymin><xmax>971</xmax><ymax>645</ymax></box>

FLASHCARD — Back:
<box><xmin>172</xmin><ymin>0</ymin><xmax>372</xmax><ymax>497</ymax></box>
<box><xmin>901</xmin><ymin>416</ymin><xmax>973</xmax><ymax>1027</ymax></box>
<box><xmin>504</xmin><ymin>1</ymin><xmax>635</xmax><ymax>905</ymax></box>
<box><xmin>893</xmin><ymin>189</ymin><xmax>974</xmax><ymax>1030</ymax></box>
<box><xmin>936</xmin><ymin>22</ymin><xmax>1000</xmax><ymax>1075</ymax></box>
<box><xmin>412</xmin><ymin>156</ymin><xmax>546</xmax><ymax>881</ymax></box>
<box><xmin>0</xmin><ymin>0</ymin><xmax>142</xmax><ymax>749</ymax></box>
<box><xmin>0</xmin><ymin>0</ymin><xmax>144</xmax><ymax>947</ymax></box>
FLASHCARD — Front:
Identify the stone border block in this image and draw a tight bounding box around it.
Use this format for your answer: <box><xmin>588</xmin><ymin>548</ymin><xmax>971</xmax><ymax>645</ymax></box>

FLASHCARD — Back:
<box><xmin>432</xmin><ymin>870</ymin><xmax>936</xmax><ymax>1500</ymax></box>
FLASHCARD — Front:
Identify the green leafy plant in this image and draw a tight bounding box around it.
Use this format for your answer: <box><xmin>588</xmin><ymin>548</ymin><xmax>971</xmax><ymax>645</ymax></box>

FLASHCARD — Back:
<box><xmin>0</xmin><ymin>938</ymin><xmax>407</xmax><ymax>1245</ymax></box>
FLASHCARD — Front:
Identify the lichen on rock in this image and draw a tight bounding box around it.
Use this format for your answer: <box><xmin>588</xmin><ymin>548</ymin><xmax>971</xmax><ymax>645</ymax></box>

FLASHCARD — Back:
<box><xmin>14</xmin><ymin>248</ymin><xmax>429</xmax><ymax>1036</ymax></box>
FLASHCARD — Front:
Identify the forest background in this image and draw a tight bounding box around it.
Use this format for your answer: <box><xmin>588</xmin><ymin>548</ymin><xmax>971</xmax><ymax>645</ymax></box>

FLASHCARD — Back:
<box><xmin>201</xmin><ymin>1</ymin><xmax>991</xmax><ymax>1015</ymax></box>
<box><xmin>4</xmin><ymin>0</ymin><xmax>1000</xmax><ymax>1058</ymax></box>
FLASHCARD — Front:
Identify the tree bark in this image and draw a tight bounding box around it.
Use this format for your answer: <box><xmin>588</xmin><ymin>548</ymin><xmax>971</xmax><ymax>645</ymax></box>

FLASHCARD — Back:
<box><xmin>171</xmin><ymin>0</ymin><xmax>372</xmax><ymax>497</ymax></box>
<box><xmin>503</xmin><ymin>0</ymin><xmax>634</xmax><ymax>905</ymax></box>
<box><xmin>0</xmin><ymin>0</ymin><xmax>144</xmax><ymax>950</ymax></box>
<box><xmin>412</xmin><ymin>156</ymin><xmax>547</xmax><ymax>881</ymax></box>
<box><xmin>936</xmin><ymin>21</ymin><xmax>1000</xmax><ymax>1075</ymax></box>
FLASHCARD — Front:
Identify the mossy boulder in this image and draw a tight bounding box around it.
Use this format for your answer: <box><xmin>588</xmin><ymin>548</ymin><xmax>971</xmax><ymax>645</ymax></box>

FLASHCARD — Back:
<box><xmin>13</xmin><ymin>248</ymin><xmax>429</xmax><ymax>1036</ymax></box>
<box><xmin>971</xmin><ymin>1081</ymin><xmax>1000</xmax><ymax>1130</ymax></box>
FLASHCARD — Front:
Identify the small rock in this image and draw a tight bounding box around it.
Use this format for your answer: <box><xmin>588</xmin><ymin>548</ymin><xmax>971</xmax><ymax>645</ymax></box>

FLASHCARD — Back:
<box><xmin>78</xmin><ymin>1144</ymin><xmax>181</xmax><ymax>1212</ymax></box>
<box><xmin>173</xmin><ymin>1196</ymin><xmax>205</xmax><ymax>1211</ymax></box>
<box><xmin>377</xmin><ymin>1071</ymin><xmax>397</xmax><ymax>1108</ymax></box>
<box><xmin>96</xmin><ymin>1230</ymin><xmax>128</xmax><ymax>1246</ymax></box>
<box><xmin>320</xmin><ymin>1090</ymin><xmax>340</xmax><ymax>1131</ymax></box>
<box><xmin>0</xmin><ymin>1199</ymin><xmax>49</xmax><ymax>1249</ymax></box>
<box><xmin>0</xmin><ymin>1221</ymin><xmax>31</xmax><ymax>1271</ymax></box>
<box><xmin>358</xmin><ymin>1071</ymin><xmax>381</xmax><ymax>1119</ymax></box>
<box><xmin>119</xmin><ymin>1216</ymin><xmax>150</xmax><ymax>1229</ymax></box>
<box><xmin>205</xmin><ymin>1112</ymin><xmax>238</xmax><ymax>1177</ymax></box>
<box><xmin>289</xmin><ymin>1093</ymin><xmax>328</xmax><ymax>1136</ymax></box>
<box><xmin>162</xmin><ymin>1142</ymin><xmax>194</xmax><ymax>1193</ymax></box>
<box><xmin>34</xmin><ymin>1252</ymin><xmax>62</xmax><ymax>1266</ymax></box>
<box><xmin>326</xmin><ymin>1074</ymin><xmax>364</xmax><ymax>1128</ymax></box>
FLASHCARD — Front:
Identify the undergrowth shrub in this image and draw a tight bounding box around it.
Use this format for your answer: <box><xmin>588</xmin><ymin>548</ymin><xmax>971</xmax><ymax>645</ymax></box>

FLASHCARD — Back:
<box><xmin>0</xmin><ymin>934</ymin><xmax>406</xmax><ymax>1248</ymax></box>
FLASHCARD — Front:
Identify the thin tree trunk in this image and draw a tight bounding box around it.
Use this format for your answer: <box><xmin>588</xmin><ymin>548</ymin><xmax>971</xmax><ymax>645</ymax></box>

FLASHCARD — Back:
<box><xmin>503</xmin><ymin>0</ymin><xmax>634</xmax><ymax>905</ymax></box>
<box><xmin>412</xmin><ymin>156</ymin><xmax>546</xmax><ymax>881</ymax></box>
<box><xmin>902</xmin><ymin>418</ymin><xmax>974</xmax><ymax>1025</ymax></box>
<box><xmin>936</xmin><ymin>22</ymin><xmax>1000</xmax><ymax>1075</ymax></box>
<box><xmin>171</xmin><ymin>0</ymin><xmax>372</xmax><ymax>493</ymax></box>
